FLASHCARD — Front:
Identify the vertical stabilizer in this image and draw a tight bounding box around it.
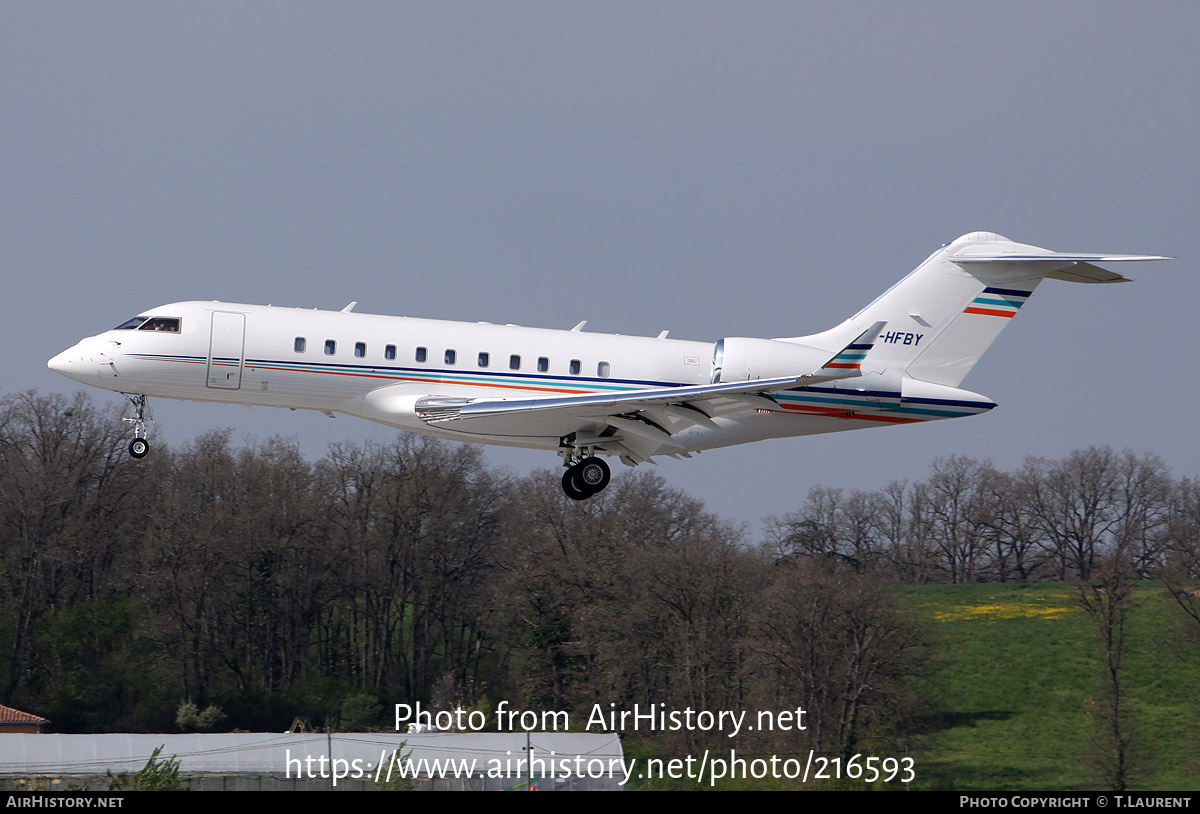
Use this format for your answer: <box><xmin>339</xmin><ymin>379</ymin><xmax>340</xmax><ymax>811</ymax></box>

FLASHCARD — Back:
<box><xmin>786</xmin><ymin>232</ymin><xmax>1168</xmax><ymax>388</ymax></box>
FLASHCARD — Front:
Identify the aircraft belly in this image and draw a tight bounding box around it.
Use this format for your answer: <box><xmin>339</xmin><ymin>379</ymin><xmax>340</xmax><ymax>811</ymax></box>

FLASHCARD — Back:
<box><xmin>672</xmin><ymin>413</ymin><xmax>872</xmax><ymax>451</ymax></box>
<box><xmin>422</xmin><ymin>411</ymin><xmax>606</xmax><ymax>439</ymax></box>
<box><xmin>425</xmin><ymin>410</ymin><xmax>878</xmax><ymax>454</ymax></box>
<box><xmin>422</xmin><ymin>429</ymin><xmax>562</xmax><ymax>451</ymax></box>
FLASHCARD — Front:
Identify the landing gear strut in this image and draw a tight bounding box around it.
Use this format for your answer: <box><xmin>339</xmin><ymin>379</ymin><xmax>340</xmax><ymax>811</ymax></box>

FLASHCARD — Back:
<box><xmin>560</xmin><ymin>455</ymin><xmax>611</xmax><ymax>501</ymax></box>
<box><xmin>122</xmin><ymin>394</ymin><xmax>152</xmax><ymax>458</ymax></box>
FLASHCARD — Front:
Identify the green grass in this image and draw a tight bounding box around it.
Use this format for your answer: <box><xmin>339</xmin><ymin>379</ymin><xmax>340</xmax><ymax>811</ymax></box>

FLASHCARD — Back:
<box><xmin>905</xmin><ymin>582</ymin><xmax>1199</xmax><ymax>791</ymax></box>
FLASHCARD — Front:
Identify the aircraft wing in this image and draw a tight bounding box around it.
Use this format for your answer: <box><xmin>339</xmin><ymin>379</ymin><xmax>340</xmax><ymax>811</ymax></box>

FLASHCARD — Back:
<box><xmin>408</xmin><ymin>322</ymin><xmax>886</xmax><ymax>463</ymax></box>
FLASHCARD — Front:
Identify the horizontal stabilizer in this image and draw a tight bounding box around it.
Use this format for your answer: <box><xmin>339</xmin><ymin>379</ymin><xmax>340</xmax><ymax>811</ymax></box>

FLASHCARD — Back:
<box><xmin>950</xmin><ymin>251</ymin><xmax>1171</xmax><ymax>284</ymax></box>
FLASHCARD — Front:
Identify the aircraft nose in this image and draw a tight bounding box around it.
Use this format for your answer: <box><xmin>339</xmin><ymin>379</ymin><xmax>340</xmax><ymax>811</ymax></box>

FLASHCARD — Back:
<box><xmin>47</xmin><ymin>343</ymin><xmax>95</xmax><ymax>383</ymax></box>
<box><xmin>48</xmin><ymin>339</ymin><xmax>127</xmax><ymax>386</ymax></box>
<box><xmin>47</xmin><ymin>348</ymin><xmax>76</xmax><ymax>375</ymax></box>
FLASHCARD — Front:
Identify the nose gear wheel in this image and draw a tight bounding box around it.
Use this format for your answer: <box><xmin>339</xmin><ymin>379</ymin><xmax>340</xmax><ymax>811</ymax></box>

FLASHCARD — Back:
<box><xmin>121</xmin><ymin>394</ymin><xmax>152</xmax><ymax>459</ymax></box>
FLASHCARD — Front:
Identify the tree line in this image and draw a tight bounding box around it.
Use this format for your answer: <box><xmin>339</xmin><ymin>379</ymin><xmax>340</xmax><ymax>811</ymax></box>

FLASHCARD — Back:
<box><xmin>1</xmin><ymin>389</ymin><xmax>1196</xmax><ymax>769</ymax></box>
<box><xmin>768</xmin><ymin>447</ymin><xmax>1200</xmax><ymax>584</ymax></box>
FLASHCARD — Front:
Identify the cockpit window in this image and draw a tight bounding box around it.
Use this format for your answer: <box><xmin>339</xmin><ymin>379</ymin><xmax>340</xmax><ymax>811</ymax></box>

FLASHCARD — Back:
<box><xmin>113</xmin><ymin>316</ymin><xmax>181</xmax><ymax>332</ymax></box>
<box><xmin>137</xmin><ymin>317</ymin><xmax>181</xmax><ymax>333</ymax></box>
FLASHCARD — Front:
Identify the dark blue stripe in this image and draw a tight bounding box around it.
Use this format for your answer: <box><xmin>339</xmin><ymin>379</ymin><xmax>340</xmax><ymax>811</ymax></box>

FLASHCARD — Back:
<box><xmin>982</xmin><ymin>286</ymin><xmax>1032</xmax><ymax>298</ymax></box>
<box><xmin>905</xmin><ymin>396</ymin><xmax>996</xmax><ymax>409</ymax></box>
<box><xmin>786</xmin><ymin>384</ymin><xmax>901</xmax><ymax>398</ymax></box>
<box><xmin>891</xmin><ymin>405</ymin><xmax>981</xmax><ymax>418</ymax></box>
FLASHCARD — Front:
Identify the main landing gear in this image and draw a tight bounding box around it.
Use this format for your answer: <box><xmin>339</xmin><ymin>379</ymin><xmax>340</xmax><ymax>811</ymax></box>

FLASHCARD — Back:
<box><xmin>561</xmin><ymin>456</ymin><xmax>612</xmax><ymax>501</ymax></box>
<box><xmin>122</xmin><ymin>394</ymin><xmax>152</xmax><ymax>459</ymax></box>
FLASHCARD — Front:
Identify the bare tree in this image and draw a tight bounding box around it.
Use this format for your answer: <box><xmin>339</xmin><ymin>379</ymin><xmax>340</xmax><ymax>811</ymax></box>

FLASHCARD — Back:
<box><xmin>749</xmin><ymin>558</ymin><xmax>927</xmax><ymax>760</ymax></box>
<box><xmin>1111</xmin><ymin>451</ymin><xmax>1172</xmax><ymax>578</ymax></box>
<box><xmin>975</xmin><ymin>469</ymin><xmax>1050</xmax><ymax>582</ymax></box>
<box><xmin>496</xmin><ymin>469</ymin><xmax>758</xmax><ymax>747</ymax></box>
<box><xmin>871</xmin><ymin>480</ymin><xmax>937</xmax><ymax>583</ymax></box>
<box><xmin>1076</xmin><ymin>558</ymin><xmax>1141</xmax><ymax>791</ymax></box>
<box><xmin>922</xmin><ymin>456</ymin><xmax>999</xmax><ymax>583</ymax></box>
<box><xmin>1162</xmin><ymin>478</ymin><xmax>1200</xmax><ymax>649</ymax></box>
<box><xmin>0</xmin><ymin>391</ymin><xmax>144</xmax><ymax>703</ymax></box>
<box><xmin>1024</xmin><ymin>448</ymin><xmax>1125</xmax><ymax>580</ymax></box>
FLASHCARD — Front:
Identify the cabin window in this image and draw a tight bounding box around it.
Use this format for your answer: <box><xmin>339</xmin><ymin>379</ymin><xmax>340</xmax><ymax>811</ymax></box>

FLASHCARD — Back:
<box><xmin>478</xmin><ymin>352</ymin><xmax>490</xmax><ymax>367</ymax></box>
<box><xmin>569</xmin><ymin>359</ymin><xmax>581</xmax><ymax>375</ymax></box>
<box><xmin>445</xmin><ymin>349</ymin><xmax>457</xmax><ymax>365</ymax></box>
<box><xmin>537</xmin><ymin>356</ymin><xmax>549</xmax><ymax>372</ymax></box>
<box><xmin>385</xmin><ymin>344</ymin><xmax>396</xmax><ymax>361</ymax></box>
<box><xmin>416</xmin><ymin>346</ymin><xmax>427</xmax><ymax>363</ymax></box>
<box><xmin>354</xmin><ymin>342</ymin><xmax>366</xmax><ymax>358</ymax></box>
<box><xmin>598</xmin><ymin>361</ymin><xmax>611</xmax><ymax>378</ymax></box>
<box><xmin>324</xmin><ymin>339</ymin><xmax>336</xmax><ymax>355</ymax></box>
<box><xmin>509</xmin><ymin>354</ymin><xmax>521</xmax><ymax>370</ymax></box>
<box><xmin>294</xmin><ymin>337</ymin><xmax>306</xmax><ymax>353</ymax></box>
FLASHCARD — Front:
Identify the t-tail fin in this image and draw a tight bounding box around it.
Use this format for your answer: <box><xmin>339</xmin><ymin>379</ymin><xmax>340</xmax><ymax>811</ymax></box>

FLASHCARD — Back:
<box><xmin>788</xmin><ymin>231</ymin><xmax>1169</xmax><ymax>388</ymax></box>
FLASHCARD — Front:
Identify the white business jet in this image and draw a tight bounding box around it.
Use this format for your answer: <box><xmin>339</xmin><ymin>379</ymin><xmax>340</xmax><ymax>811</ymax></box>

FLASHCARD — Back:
<box><xmin>47</xmin><ymin>232</ymin><xmax>1167</xmax><ymax>500</ymax></box>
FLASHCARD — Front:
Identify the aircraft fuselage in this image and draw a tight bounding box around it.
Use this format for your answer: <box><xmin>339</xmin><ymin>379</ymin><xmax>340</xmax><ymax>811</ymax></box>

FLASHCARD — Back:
<box><xmin>46</xmin><ymin>300</ymin><xmax>992</xmax><ymax>454</ymax></box>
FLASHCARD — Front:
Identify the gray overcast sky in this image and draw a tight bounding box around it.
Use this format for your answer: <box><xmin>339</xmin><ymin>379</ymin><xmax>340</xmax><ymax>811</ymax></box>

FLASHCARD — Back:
<box><xmin>5</xmin><ymin>2</ymin><xmax>1196</xmax><ymax>529</ymax></box>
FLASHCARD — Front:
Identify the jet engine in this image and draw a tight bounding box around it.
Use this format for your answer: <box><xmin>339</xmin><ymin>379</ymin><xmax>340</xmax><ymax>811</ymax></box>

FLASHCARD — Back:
<box><xmin>710</xmin><ymin>337</ymin><xmax>832</xmax><ymax>383</ymax></box>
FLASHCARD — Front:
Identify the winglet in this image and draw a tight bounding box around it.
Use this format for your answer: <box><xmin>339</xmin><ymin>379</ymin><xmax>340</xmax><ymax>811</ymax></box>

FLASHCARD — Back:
<box><xmin>801</xmin><ymin>321</ymin><xmax>886</xmax><ymax>383</ymax></box>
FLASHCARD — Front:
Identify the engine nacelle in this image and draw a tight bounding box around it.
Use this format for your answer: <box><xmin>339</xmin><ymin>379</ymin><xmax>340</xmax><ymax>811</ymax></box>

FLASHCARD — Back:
<box><xmin>712</xmin><ymin>336</ymin><xmax>905</xmax><ymax>402</ymax></box>
<box><xmin>711</xmin><ymin>337</ymin><xmax>832</xmax><ymax>383</ymax></box>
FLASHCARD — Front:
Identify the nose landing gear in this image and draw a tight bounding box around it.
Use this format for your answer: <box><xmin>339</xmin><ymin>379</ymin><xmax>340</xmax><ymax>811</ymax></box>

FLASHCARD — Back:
<box><xmin>561</xmin><ymin>456</ymin><xmax>611</xmax><ymax>501</ymax></box>
<box><xmin>122</xmin><ymin>394</ymin><xmax>152</xmax><ymax>458</ymax></box>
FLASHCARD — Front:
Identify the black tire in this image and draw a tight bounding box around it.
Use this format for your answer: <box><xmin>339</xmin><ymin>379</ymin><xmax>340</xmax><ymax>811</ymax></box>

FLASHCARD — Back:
<box><xmin>562</xmin><ymin>467</ymin><xmax>590</xmax><ymax>501</ymax></box>
<box><xmin>129</xmin><ymin>438</ymin><xmax>149</xmax><ymax>459</ymax></box>
<box><xmin>576</xmin><ymin>457</ymin><xmax>611</xmax><ymax>494</ymax></box>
